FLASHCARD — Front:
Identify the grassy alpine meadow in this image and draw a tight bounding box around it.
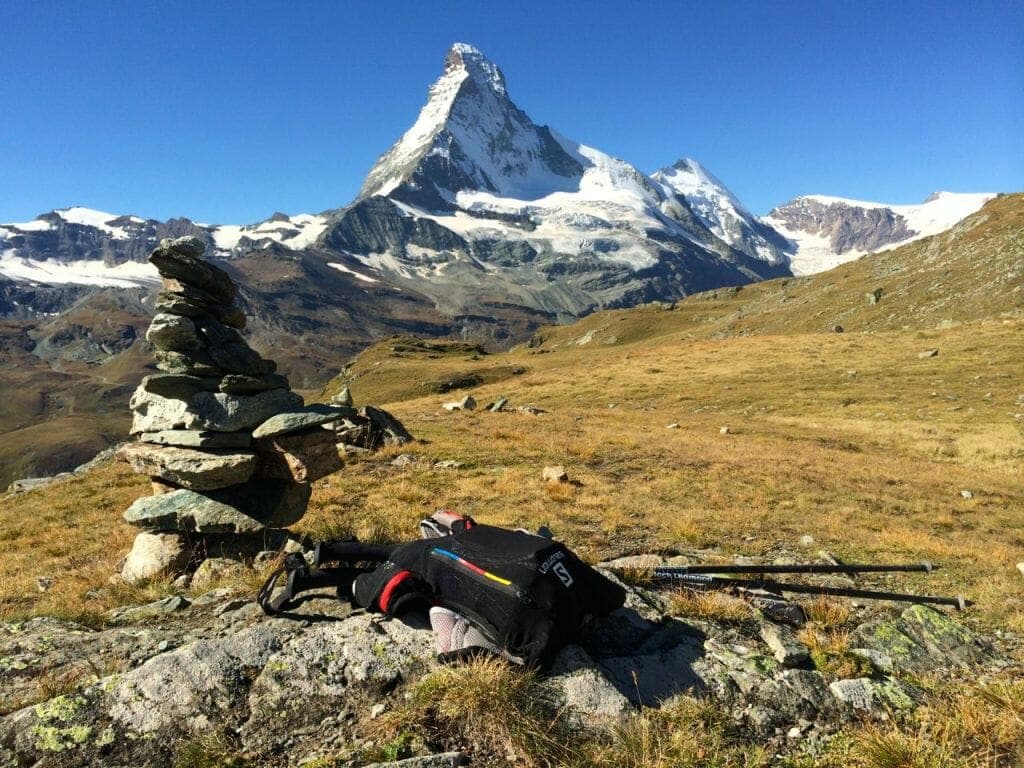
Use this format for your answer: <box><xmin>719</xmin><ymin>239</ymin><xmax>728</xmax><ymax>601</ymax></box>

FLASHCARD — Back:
<box><xmin>1</xmin><ymin>228</ymin><xmax>1022</xmax><ymax>764</ymax></box>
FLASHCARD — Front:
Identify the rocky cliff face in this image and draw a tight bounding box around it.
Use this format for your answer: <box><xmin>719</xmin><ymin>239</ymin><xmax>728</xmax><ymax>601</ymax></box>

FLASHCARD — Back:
<box><xmin>768</xmin><ymin>197</ymin><xmax>916</xmax><ymax>254</ymax></box>
<box><xmin>763</xmin><ymin>192</ymin><xmax>997</xmax><ymax>275</ymax></box>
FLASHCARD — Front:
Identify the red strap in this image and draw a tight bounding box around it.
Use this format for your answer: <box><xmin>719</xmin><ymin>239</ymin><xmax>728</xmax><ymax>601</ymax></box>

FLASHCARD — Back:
<box><xmin>379</xmin><ymin>570</ymin><xmax>414</xmax><ymax>613</ymax></box>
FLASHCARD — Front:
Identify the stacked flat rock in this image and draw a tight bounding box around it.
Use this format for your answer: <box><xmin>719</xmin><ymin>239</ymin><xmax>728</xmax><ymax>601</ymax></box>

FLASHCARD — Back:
<box><xmin>118</xmin><ymin>237</ymin><xmax>355</xmax><ymax>583</ymax></box>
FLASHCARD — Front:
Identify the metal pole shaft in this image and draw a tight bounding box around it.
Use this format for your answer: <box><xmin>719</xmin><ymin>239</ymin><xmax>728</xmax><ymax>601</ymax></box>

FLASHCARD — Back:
<box><xmin>652</xmin><ymin>572</ymin><xmax>968</xmax><ymax>610</ymax></box>
<box><xmin>651</xmin><ymin>562</ymin><xmax>934</xmax><ymax>577</ymax></box>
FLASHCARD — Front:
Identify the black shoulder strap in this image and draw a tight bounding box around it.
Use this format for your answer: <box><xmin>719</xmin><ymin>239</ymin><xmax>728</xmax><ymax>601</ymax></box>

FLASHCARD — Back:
<box><xmin>257</xmin><ymin>553</ymin><xmax>371</xmax><ymax>615</ymax></box>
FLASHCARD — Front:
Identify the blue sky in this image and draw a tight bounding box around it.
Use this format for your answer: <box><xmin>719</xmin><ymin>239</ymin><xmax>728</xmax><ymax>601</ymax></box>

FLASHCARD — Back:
<box><xmin>1</xmin><ymin>0</ymin><xmax>1021</xmax><ymax>223</ymax></box>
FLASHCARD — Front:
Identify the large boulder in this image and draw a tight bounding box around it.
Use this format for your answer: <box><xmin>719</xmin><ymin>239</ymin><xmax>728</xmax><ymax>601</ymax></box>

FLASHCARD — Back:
<box><xmin>120</xmin><ymin>532</ymin><xmax>189</xmax><ymax>583</ymax></box>
<box><xmin>335</xmin><ymin>405</ymin><xmax>414</xmax><ymax>450</ymax></box>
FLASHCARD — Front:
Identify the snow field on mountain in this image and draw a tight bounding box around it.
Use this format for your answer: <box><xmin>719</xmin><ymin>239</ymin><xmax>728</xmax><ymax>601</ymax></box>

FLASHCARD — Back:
<box><xmin>765</xmin><ymin>226</ymin><xmax>864</xmax><ymax>276</ymax></box>
<box><xmin>327</xmin><ymin>262</ymin><xmax>379</xmax><ymax>283</ymax></box>
<box><xmin>764</xmin><ymin>191</ymin><xmax>997</xmax><ymax>275</ymax></box>
<box><xmin>0</xmin><ymin>249</ymin><xmax>160</xmax><ymax>287</ymax></box>
<box><xmin>210</xmin><ymin>213</ymin><xmax>328</xmax><ymax>251</ymax></box>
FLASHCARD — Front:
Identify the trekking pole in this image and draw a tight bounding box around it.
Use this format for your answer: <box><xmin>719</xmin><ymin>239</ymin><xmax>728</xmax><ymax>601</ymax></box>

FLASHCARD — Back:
<box><xmin>652</xmin><ymin>572</ymin><xmax>969</xmax><ymax>611</ymax></box>
<box><xmin>651</xmin><ymin>561</ymin><xmax>935</xmax><ymax>578</ymax></box>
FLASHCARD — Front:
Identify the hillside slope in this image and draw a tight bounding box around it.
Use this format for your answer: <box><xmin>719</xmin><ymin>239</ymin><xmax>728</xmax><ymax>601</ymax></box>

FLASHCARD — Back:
<box><xmin>527</xmin><ymin>192</ymin><xmax>1022</xmax><ymax>347</ymax></box>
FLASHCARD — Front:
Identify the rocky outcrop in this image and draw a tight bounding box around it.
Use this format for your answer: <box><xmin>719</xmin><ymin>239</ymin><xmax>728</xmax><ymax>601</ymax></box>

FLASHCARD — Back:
<box><xmin>766</xmin><ymin>197</ymin><xmax>917</xmax><ymax>254</ymax></box>
<box><xmin>0</xmin><ymin>571</ymin><xmax>1007</xmax><ymax>767</ymax></box>
<box><xmin>117</xmin><ymin>237</ymin><xmax>353</xmax><ymax>582</ymax></box>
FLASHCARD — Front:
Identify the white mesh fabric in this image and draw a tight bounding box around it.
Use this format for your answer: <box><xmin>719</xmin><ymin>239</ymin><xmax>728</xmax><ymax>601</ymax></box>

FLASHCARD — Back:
<box><xmin>429</xmin><ymin>607</ymin><xmax>460</xmax><ymax>653</ymax></box>
<box><xmin>429</xmin><ymin>606</ymin><xmax>504</xmax><ymax>655</ymax></box>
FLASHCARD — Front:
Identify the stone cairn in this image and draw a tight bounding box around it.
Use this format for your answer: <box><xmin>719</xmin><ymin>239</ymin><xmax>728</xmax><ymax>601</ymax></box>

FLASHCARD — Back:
<box><xmin>118</xmin><ymin>237</ymin><xmax>354</xmax><ymax>583</ymax></box>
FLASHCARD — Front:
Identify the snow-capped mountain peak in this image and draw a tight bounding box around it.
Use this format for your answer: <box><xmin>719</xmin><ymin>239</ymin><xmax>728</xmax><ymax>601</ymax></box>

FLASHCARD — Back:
<box><xmin>445</xmin><ymin>42</ymin><xmax>507</xmax><ymax>96</ymax></box>
<box><xmin>359</xmin><ymin>43</ymin><xmax>582</xmax><ymax>205</ymax></box>
<box><xmin>653</xmin><ymin>158</ymin><xmax>789</xmax><ymax>265</ymax></box>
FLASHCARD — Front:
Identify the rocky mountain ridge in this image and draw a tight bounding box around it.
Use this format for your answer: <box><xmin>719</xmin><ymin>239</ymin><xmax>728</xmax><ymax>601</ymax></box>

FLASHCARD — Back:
<box><xmin>765</xmin><ymin>190</ymin><xmax>998</xmax><ymax>275</ymax></box>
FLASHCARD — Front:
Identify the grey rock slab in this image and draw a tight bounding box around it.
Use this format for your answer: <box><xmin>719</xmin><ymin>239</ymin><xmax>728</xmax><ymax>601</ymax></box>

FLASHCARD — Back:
<box><xmin>361</xmin><ymin>754</ymin><xmax>465</xmax><ymax>768</ymax></box>
<box><xmin>145</xmin><ymin>313</ymin><xmax>199</xmax><ymax>351</ymax></box>
<box><xmin>130</xmin><ymin>387</ymin><xmax>191</xmax><ymax>434</ymax></box>
<box><xmin>253</xmin><ymin>404</ymin><xmax>357</xmax><ymax>439</ymax></box>
<box><xmin>106</xmin><ymin>596</ymin><xmax>190</xmax><ymax>625</ymax></box>
<box><xmin>442</xmin><ymin>395</ymin><xmax>476</xmax><ymax>411</ymax></box>
<box><xmin>332</xmin><ymin>386</ymin><xmax>353</xmax><ymax>406</ymax></box>
<box><xmin>139</xmin><ymin>430</ymin><xmax>252</xmax><ymax>449</ymax></box>
<box><xmin>108</xmin><ymin>623</ymin><xmax>287</xmax><ymax>734</ymax></box>
<box><xmin>600</xmin><ymin>643</ymin><xmax>709</xmax><ymax>705</ymax></box>
<box><xmin>829</xmin><ymin>676</ymin><xmax>920</xmax><ymax>714</ymax></box>
<box><xmin>205</xmin><ymin>479</ymin><xmax>312</xmax><ymax>528</ymax></box>
<box><xmin>0</xmin><ymin>617</ymin><xmax>185</xmax><ymax>730</ymax></box>
<box><xmin>155</xmin><ymin>287</ymin><xmax>216</xmax><ymax>316</ymax></box>
<box><xmin>219</xmin><ymin>372</ymin><xmax>289</xmax><ymax>394</ymax></box>
<box><xmin>149</xmin><ymin>238</ymin><xmax>236</xmax><ymax>304</ymax></box>
<box><xmin>153</xmin><ymin>347</ymin><xmax>224</xmax><ymax>377</ymax></box>
<box><xmin>139</xmin><ymin>373</ymin><xmax>219</xmax><ymax>400</ymax></box>
<box><xmin>239</xmin><ymin>614</ymin><xmax>436</xmax><ymax>751</ymax></box>
<box><xmin>849</xmin><ymin>604</ymin><xmax>992</xmax><ymax>673</ymax></box>
<box><xmin>124</xmin><ymin>489</ymin><xmax>262</xmax><ymax>533</ymax></box>
<box><xmin>187</xmin><ymin>388</ymin><xmax>303</xmax><ymax>432</ymax></box>
<box><xmin>132</xmin><ymin>388</ymin><xmax>303</xmax><ymax>434</ymax></box>
<box><xmin>760</xmin><ymin>622</ymin><xmax>811</xmax><ymax>667</ymax></box>
<box><xmin>9</xmin><ymin>476</ymin><xmax>61</xmax><ymax>493</ymax></box>
<box><xmin>117</xmin><ymin>443</ymin><xmax>257</xmax><ymax>490</ymax></box>
<box><xmin>123</xmin><ymin>481</ymin><xmax>310</xmax><ymax>533</ymax></box>
<box><xmin>548</xmin><ymin>644</ymin><xmax>632</xmax><ymax>725</ymax></box>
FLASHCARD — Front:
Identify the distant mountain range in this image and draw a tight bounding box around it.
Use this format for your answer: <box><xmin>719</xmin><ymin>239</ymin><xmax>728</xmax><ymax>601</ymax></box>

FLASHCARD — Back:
<box><xmin>0</xmin><ymin>43</ymin><xmax>995</xmax><ymax>321</ymax></box>
<box><xmin>0</xmin><ymin>42</ymin><xmax>1006</xmax><ymax>485</ymax></box>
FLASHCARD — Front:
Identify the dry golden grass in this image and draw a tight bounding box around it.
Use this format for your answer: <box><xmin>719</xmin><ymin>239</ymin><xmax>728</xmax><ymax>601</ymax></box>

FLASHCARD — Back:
<box><xmin>307</xmin><ymin>316</ymin><xmax>1024</xmax><ymax>633</ymax></box>
<box><xmin>376</xmin><ymin>656</ymin><xmax>576</xmax><ymax>768</ymax></box>
<box><xmin>800</xmin><ymin>676</ymin><xmax>1024</xmax><ymax>768</ymax></box>
<box><xmin>588</xmin><ymin>696</ymin><xmax>769</xmax><ymax>768</ymax></box>
<box><xmin>803</xmin><ymin>597</ymin><xmax>854</xmax><ymax>628</ymax></box>
<box><xmin>0</xmin><ymin>461</ymin><xmax>155</xmax><ymax>625</ymax></box>
<box><xmin>3</xmin><ymin>315</ymin><xmax>1019</xmax><ymax>636</ymax></box>
<box><xmin>668</xmin><ymin>589</ymin><xmax>756</xmax><ymax>624</ymax></box>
